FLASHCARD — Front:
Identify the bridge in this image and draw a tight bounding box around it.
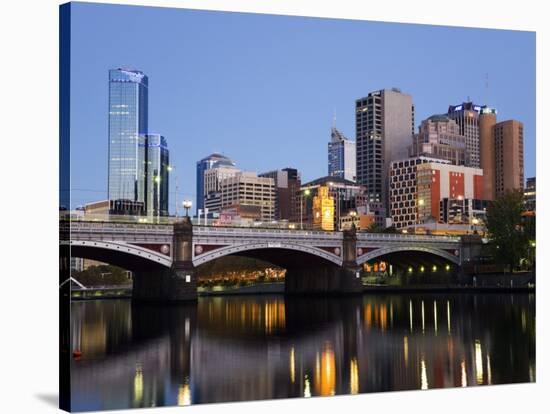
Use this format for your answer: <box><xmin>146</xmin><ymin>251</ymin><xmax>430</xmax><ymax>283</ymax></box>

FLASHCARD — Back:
<box><xmin>61</xmin><ymin>217</ymin><xmax>471</xmax><ymax>301</ymax></box>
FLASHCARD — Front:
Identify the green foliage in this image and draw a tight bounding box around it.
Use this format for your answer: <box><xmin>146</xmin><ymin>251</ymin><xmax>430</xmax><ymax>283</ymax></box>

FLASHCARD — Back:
<box><xmin>73</xmin><ymin>265</ymin><xmax>131</xmax><ymax>286</ymax></box>
<box><xmin>485</xmin><ymin>190</ymin><xmax>533</xmax><ymax>272</ymax></box>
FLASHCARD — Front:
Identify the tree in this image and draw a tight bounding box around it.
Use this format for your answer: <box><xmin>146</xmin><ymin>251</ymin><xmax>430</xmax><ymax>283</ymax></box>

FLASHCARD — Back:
<box><xmin>485</xmin><ymin>190</ymin><xmax>530</xmax><ymax>272</ymax></box>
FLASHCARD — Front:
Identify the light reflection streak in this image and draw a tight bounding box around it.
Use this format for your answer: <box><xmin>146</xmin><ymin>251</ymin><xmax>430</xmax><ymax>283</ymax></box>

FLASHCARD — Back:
<box><xmin>290</xmin><ymin>347</ymin><xmax>296</xmax><ymax>384</ymax></box>
<box><xmin>447</xmin><ymin>300</ymin><xmax>451</xmax><ymax>334</ymax></box>
<box><xmin>403</xmin><ymin>336</ymin><xmax>409</xmax><ymax>367</ymax></box>
<box><xmin>434</xmin><ymin>300</ymin><xmax>438</xmax><ymax>335</ymax></box>
<box><xmin>461</xmin><ymin>359</ymin><xmax>467</xmax><ymax>387</ymax></box>
<box><xmin>177</xmin><ymin>377</ymin><xmax>191</xmax><ymax>406</ymax></box>
<box><xmin>487</xmin><ymin>354</ymin><xmax>492</xmax><ymax>385</ymax></box>
<box><xmin>133</xmin><ymin>365</ymin><xmax>143</xmax><ymax>405</ymax></box>
<box><xmin>304</xmin><ymin>375</ymin><xmax>311</xmax><ymax>398</ymax></box>
<box><xmin>420</xmin><ymin>356</ymin><xmax>428</xmax><ymax>390</ymax></box>
<box><xmin>475</xmin><ymin>340</ymin><xmax>483</xmax><ymax>384</ymax></box>
<box><xmin>350</xmin><ymin>357</ymin><xmax>359</xmax><ymax>394</ymax></box>
<box><xmin>421</xmin><ymin>300</ymin><xmax>425</xmax><ymax>334</ymax></box>
<box><xmin>409</xmin><ymin>300</ymin><xmax>413</xmax><ymax>333</ymax></box>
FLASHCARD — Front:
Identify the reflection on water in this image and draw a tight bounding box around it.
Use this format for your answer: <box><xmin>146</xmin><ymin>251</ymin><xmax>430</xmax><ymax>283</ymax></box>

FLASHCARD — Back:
<box><xmin>71</xmin><ymin>293</ymin><xmax>536</xmax><ymax>411</ymax></box>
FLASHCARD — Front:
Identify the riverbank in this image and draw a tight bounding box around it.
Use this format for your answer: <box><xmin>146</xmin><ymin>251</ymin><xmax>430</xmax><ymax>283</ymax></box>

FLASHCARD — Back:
<box><xmin>71</xmin><ymin>280</ymin><xmax>535</xmax><ymax>300</ymax></box>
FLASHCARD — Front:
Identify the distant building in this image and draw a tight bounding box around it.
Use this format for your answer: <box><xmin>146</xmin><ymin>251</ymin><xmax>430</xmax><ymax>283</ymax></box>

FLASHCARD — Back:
<box><xmin>312</xmin><ymin>186</ymin><xmax>335</xmax><ymax>231</ymax></box>
<box><xmin>328</xmin><ymin>127</ymin><xmax>356</xmax><ymax>181</ymax></box>
<box><xmin>259</xmin><ymin>168</ymin><xmax>301</xmax><ymax>221</ymax></box>
<box><xmin>203</xmin><ymin>159</ymin><xmax>240</xmax><ymax>213</ymax></box>
<box><xmin>143</xmin><ymin>134</ymin><xmax>169</xmax><ymax>217</ymax></box>
<box><xmin>196</xmin><ymin>153</ymin><xmax>236</xmax><ymax>212</ymax></box>
<box><xmin>479</xmin><ymin>107</ymin><xmax>498</xmax><ymax>200</ymax></box>
<box><xmin>389</xmin><ymin>156</ymin><xmax>483</xmax><ymax>229</ymax></box>
<box><xmin>301</xmin><ymin>176</ymin><xmax>365</xmax><ymax>230</ymax></box>
<box><xmin>447</xmin><ymin>101</ymin><xmax>485</xmax><ymax>168</ymax></box>
<box><xmin>494</xmin><ymin>120</ymin><xmax>524</xmax><ymax>198</ymax></box>
<box><xmin>410</xmin><ymin>114</ymin><xmax>467</xmax><ymax>165</ymax></box>
<box><xmin>108</xmin><ymin>68</ymin><xmax>149</xmax><ymax>212</ymax></box>
<box><xmin>220</xmin><ymin>172</ymin><xmax>275</xmax><ymax>221</ymax></box>
<box><xmin>83</xmin><ymin>200</ymin><xmax>110</xmax><ymax>216</ymax></box>
<box><xmin>356</xmin><ymin>88</ymin><xmax>414</xmax><ymax>213</ymax></box>
<box><xmin>524</xmin><ymin>177</ymin><xmax>536</xmax><ymax>212</ymax></box>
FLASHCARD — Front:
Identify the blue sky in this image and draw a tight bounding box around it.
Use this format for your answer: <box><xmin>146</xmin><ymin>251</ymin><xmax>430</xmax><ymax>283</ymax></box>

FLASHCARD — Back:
<box><xmin>69</xmin><ymin>2</ymin><xmax>536</xmax><ymax>212</ymax></box>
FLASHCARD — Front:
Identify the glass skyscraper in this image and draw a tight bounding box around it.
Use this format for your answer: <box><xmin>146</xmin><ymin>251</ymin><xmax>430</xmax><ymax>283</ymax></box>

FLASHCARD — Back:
<box><xmin>108</xmin><ymin>68</ymin><xmax>149</xmax><ymax>206</ymax></box>
<box><xmin>143</xmin><ymin>134</ymin><xmax>169</xmax><ymax>217</ymax></box>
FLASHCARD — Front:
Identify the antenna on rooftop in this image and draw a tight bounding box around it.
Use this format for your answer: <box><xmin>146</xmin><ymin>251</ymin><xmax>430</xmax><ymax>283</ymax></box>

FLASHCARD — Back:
<box><xmin>485</xmin><ymin>72</ymin><xmax>490</xmax><ymax>105</ymax></box>
<box><xmin>332</xmin><ymin>108</ymin><xmax>336</xmax><ymax>129</ymax></box>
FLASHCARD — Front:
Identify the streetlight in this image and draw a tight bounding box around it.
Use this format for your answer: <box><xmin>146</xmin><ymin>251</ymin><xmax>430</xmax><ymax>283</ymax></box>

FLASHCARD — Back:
<box><xmin>300</xmin><ymin>188</ymin><xmax>311</xmax><ymax>230</ymax></box>
<box><xmin>182</xmin><ymin>200</ymin><xmax>192</xmax><ymax>217</ymax></box>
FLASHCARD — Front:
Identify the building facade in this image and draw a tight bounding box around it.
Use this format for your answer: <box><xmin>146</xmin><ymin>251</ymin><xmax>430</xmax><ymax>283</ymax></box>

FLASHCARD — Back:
<box><xmin>196</xmin><ymin>153</ymin><xmax>236</xmax><ymax>213</ymax></box>
<box><xmin>479</xmin><ymin>107</ymin><xmax>498</xmax><ymax>200</ymax></box>
<box><xmin>312</xmin><ymin>186</ymin><xmax>335</xmax><ymax>231</ymax></box>
<box><xmin>494</xmin><ymin>120</ymin><xmax>524</xmax><ymax>198</ymax></box>
<box><xmin>356</xmin><ymin>88</ymin><xmax>414</xmax><ymax>212</ymax></box>
<box><xmin>410</xmin><ymin>114</ymin><xmax>467</xmax><ymax>165</ymax></box>
<box><xmin>389</xmin><ymin>157</ymin><xmax>483</xmax><ymax>229</ymax></box>
<box><xmin>524</xmin><ymin>177</ymin><xmax>536</xmax><ymax>212</ymax></box>
<box><xmin>143</xmin><ymin>134</ymin><xmax>169</xmax><ymax>217</ymax></box>
<box><xmin>328</xmin><ymin>127</ymin><xmax>356</xmax><ymax>182</ymax></box>
<box><xmin>202</xmin><ymin>159</ymin><xmax>240</xmax><ymax>213</ymax></box>
<box><xmin>259</xmin><ymin>168</ymin><xmax>301</xmax><ymax>221</ymax></box>
<box><xmin>108</xmin><ymin>68</ymin><xmax>149</xmax><ymax>209</ymax></box>
<box><xmin>447</xmin><ymin>102</ymin><xmax>484</xmax><ymax>168</ymax></box>
<box><xmin>219</xmin><ymin>172</ymin><xmax>275</xmax><ymax>221</ymax></box>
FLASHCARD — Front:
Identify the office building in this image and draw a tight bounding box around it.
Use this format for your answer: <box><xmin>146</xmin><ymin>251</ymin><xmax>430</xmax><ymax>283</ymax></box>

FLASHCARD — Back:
<box><xmin>196</xmin><ymin>153</ymin><xmax>236</xmax><ymax>212</ymax></box>
<box><xmin>524</xmin><ymin>177</ymin><xmax>536</xmax><ymax>212</ymax></box>
<box><xmin>479</xmin><ymin>107</ymin><xmax>498</xmax><ymax>200</ymax></box>
<box><xmin>203</xmin><ymin>159</ymin><xmax>240</xmax><ymax>213</ymax></box>
<box><xmin>144</xmin><ymin>134</ymin><xmax>169</xmax><ymax>217</ymax></box>
<box><xmin>107</xmin><ymin>68</ymin><xmax>149</xmax><ymax>210</ymax></box>
<box><xmin>447</xmin><ymin>102</ymin><xmax>484</xmax><ymax>168</ymax></box>
<box><xmin>389</xmin><ymin>156</ymin><xmax>483</xmax><ymax>229</ymax></box>
<box><xmin>220</xmin><ymin>172</ymin><xmax>275</xmax><ymax>221</ymax></box>
<box><xmin>494</xmin><ymin>120</ymin><xmax>524</xmax><ymax>198</ymax></box>
<box><xmin>259</xmin><ymin>168</ymin><xmax>301</xmax><ymax>221</ymax></box>
<box><xmin>356</xmin><ymin>88</ymin><xmax>414</xmax><ymax>212</ymax></box>
<box><xmin>410</xmin><ymin>114</ymin><xmax>467</xmax><ymax>165</ymax></box>
<box><xmin>328</xmin><ymin>127</ymin><xmax>356</xmax><ymax>181</ymax></box>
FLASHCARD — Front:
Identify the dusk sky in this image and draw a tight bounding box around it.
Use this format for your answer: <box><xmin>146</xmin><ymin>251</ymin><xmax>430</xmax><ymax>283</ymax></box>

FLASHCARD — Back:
<box><xmin>69</xmin><ymin>2</ymin><xmax>536</xmax><ymax>213</ymax></box>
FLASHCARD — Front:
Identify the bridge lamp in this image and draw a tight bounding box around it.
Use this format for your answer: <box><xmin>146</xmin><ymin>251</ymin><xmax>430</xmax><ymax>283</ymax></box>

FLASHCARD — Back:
<box><xmin>304</xmin><ymin>189</ymin><xmax>311</xmax><ymax>196</ymax></box>
<box><xmin>531</xmin><ymin>241</ymin><xmax>536</xmax><ymax>248</ymax></box>
<box><xmin>432</xmin><ymin>265</ymin><xmax>437</xmax><ymax>272</ymax></box>
<box><xmin>445</xmin><ymin>264</ymin><xmax>451</xmax><ymax>271</ymax></box>
<box><xmin>418</xmin><ymin>199</ymin><xmax>425</xmax><ymax>207</ymax></box>
<box><xmin>154</xmin><ymin>176</ymin><xmax>161</xmax><ymax>183</ymax></box>
<box><xmin>402</xmin><ymin>229</ymin><xmax>408</xmax><ymax>234</ymax></box>
<box><xmin>408</xmin><ymin>266</ymin><xmax>413</xmax><ymax>273</ymax></box>
<box><xmin>472</xmin><ymin>218</ymin><xmax>480</xmax><ymax>225</ymax></box>
<box><xmin>420</xmin><ymin>266</ymin><xmax>425</xmax><ymax>273</ymax></box>
<box><xmin>182</xmin><ymin>200</ymin><xmax>192</xmax><ymax>217</ymax></box>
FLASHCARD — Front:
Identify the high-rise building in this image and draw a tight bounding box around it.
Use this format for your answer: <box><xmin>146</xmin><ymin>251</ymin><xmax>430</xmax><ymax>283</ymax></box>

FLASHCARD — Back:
<box><xmin>447</xmin><ymin>102</ymin><xmax>485</xmax><ymax>168</ymax></box>
<box><xmin>328</xmin><ymin>127</ymin><xmax>356</xmax><ymax>181</ymax></box>
<box><xmin>144</xmin><ymin>134</ymin><xmax>169</xmax><ymax>217</ymax></box>
<box><xmin>108</xmin><ymin>68</ymin><xmax>149</xmax><ymax>209</ymax></box>
<box><xmin>202</xmin><ymin>159</ymin><xmax>240</xmax><ymax>213</ymax></box>
<box><xmin>410</xmin><ymin>114</ymin><xmax>467</xmax><ymax>165</ymax></box>
<box><xmin>479</xmin><ymin>107</ymin><xmax>498</xmax><ymax>200</ymax></box>
<box><xmin>356</xmin><ymin>88</ymin><xmax>414</xmax><ymax>213</ymax></box>
<box><xmin>196</xmin><ymin>153</ymin><xmax>235</xmax><ymax>212</ymax></box>
<box><xmin>524</xmin><ymin>177</ymin><xmax>536</xmax><ymax>212</ymax></box>
<box><xmin>494</xmin><ymin>120</ymin><xmax>524</xmax><ymax>198</ymax></box>
<box><xmin>220</xmin><ymin>172</ymin><xmax>275</xmax><ymax>221</ymax></box>
<box><xmin>259</xmin><ymin>168</ymin><xmax>301</xmax><ymax>221</ymax></box>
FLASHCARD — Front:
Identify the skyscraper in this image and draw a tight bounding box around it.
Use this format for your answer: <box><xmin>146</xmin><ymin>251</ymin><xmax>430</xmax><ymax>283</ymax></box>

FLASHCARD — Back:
<box><xmin>355</xmin><ymin>88</ymin><xmax>414</xmax><ymax>213</ymax></box>
<box><xmin>108</xmin><ymin>68</ymin><xmax>148</xmax><ymax>207</ymax></box>
<box><xmin>196</xmin><ymin>153</ymin><xmax>235</xmax><ymax>213</ymax></box>
<box><xmin>410</xmin><ymin>114</ymin><xmax>467</xmax><ymax>165</ymax></box>
<box><xmin>328</xmin><ymin>127</ymin><xmax>356</xmax><ymax>181</ymax></box>
<box><xmin>479</xmin><ymin>107</ymin><xmax>498</xmax><ymax>200</ymax></box>
<box><xmin>143</xmin><ymin>134</ymin><xmax>169</xmax><ymax>217</ymax></box>
<box><xmin>494</xmin><ymin>120</ymin><xmax>524</xmax><ymax>198</ymax></box>
<box><xmin>447</xmin><ymin>102</ymin><xmax>484</xmax><ymax>168</ymax></box>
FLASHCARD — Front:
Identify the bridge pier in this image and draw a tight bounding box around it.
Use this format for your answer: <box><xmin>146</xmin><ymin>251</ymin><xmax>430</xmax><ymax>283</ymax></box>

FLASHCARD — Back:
<box><xmin>285</xmin><ymin>225</ymin><xmax>362</xmax><ymax>295</ymax></box>
<box><xmin>133</xmin><ymin>217</ymin><xmax>197</xmax><ymax>302</ymax></box>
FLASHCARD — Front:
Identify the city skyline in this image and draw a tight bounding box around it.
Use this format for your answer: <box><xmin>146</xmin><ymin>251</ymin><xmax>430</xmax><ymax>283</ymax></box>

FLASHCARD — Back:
<box><xmin>69</xmin><ymin>3</ymin><xmax>535</xmax><ymax>213</ymax></box>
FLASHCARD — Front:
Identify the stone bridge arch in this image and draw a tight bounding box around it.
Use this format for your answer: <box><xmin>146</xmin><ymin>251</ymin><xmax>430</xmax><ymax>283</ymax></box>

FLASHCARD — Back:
<box><xmin>69</xmin><ymin>240</ymin><xmax>172</xmax><ymax>271</ymax></box>
<box><xmin>356</xmin><ymin>245</ymin><xmax>460</xmax><ymax>266</ymax></box>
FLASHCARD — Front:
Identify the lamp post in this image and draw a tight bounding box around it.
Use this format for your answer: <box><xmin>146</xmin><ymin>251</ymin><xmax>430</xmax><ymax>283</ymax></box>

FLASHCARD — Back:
<box><xmin>182</xmin><ymin>200</ymin><xmax>192</xmax><ymax>218</ymax></box>
<box><xmin>300</xmin><ymin>188</ymin><xmax>311</xmax><ymax>230</ymax></box>
<box><xmin>154</xmin><ymin>174</ymin><xmax>161</xmax><ymax>223</ymax></box>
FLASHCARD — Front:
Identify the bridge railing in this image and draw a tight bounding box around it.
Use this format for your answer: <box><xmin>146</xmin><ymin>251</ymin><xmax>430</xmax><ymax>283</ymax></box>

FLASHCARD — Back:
<box><xmin>357</xmin><ymin>232</ymin><xmax>460</xmax><ymax>243</ymax></box>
